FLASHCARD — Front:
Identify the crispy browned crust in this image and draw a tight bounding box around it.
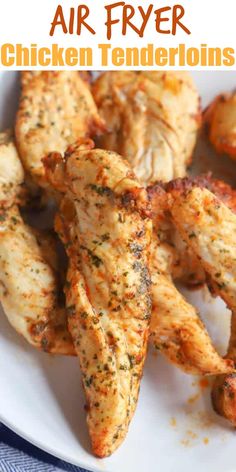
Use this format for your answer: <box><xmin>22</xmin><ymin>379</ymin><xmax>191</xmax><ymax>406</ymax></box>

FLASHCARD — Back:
<box><xmin>148</xmin><ymin>173</ymin><xmax>236</xmax><ymax>222</ymax></box>
<box><xmin>166</xmin><ymin>174</ymin><xmax>236</xmax><ymax>214</ymax></box>
<box><xmin>212</xmin><ymin>373</ymin><xmax>236</xmax><ymax>425</ymax></box>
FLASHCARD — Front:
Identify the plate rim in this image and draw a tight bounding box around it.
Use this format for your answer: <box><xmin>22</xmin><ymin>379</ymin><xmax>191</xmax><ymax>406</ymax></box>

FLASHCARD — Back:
<box><xmin>0</xmin><ymin>414</ymin><xmax>106</xmax><ymax>472</ymax></box>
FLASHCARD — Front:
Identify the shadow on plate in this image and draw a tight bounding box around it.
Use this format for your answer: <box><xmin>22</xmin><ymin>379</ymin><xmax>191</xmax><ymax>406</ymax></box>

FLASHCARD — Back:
<box><xmin>0</xmin><ymin>72</ymin><xmax>20</xmax><ymax>130</ymax></box>
<box><xmin>191</xmin><ymin>128</ymin><xmax>236</xmax><ymax>186</ymax></box>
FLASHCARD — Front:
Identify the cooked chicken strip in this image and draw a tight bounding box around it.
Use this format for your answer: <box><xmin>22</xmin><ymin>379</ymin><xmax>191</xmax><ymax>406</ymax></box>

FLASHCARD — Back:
<box><xmin>15</xmin><ymin>71</ymin><xmax>105</xmax><ymax>188</ymax></box>
<box><xmin>148</xmin><ymin>176</ymin><xmax>236</xmax><ymax>374</ymax></box>
<box><xmin>44</xmin><ymin>141</ymin><xmax>152</xmax><ymax>457</ymax></box>
<box><xmin>0</xmin><ymin>205</ymin><xmax>74</xmax><ymax>354</ymax></box>
<box><xmin>148</xmin><ymin>175</ymin><xmax>236</xmax><ymax>287</ymax></box>
<box><xmin>149</xmin><ymin>232</ymin><xmax>234</xmax><ymax>375</ymax></box>
<box><xmin>205</xmin><ymin>92</ymin><xmax>236</xmax><ymax>159</ymax></box>
<box><xmin>169</xmin><ymin>184</ymin><xmax>236</xmax><ymax>313</ymax></box>
<box><xmin>168</xmin><ymin>183</ymin><xmax>236</xmax><ymax>422</ymax></box>
<box><xmin>93</xmin><ymin>71</ymin><xmax>200</xmax><ymax>184</ymax></box>
<box><xmin>0</xmin><ymin>132</ymin><xmax>74</xmax><ymax>354</ymax></box>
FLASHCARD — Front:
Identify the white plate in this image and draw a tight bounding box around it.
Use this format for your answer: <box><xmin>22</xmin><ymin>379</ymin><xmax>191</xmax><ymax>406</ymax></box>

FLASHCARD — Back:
<box><xmin>1</xmin><ymin>71</ymin><xmax>236</xmax><ymax>472</ymax></box>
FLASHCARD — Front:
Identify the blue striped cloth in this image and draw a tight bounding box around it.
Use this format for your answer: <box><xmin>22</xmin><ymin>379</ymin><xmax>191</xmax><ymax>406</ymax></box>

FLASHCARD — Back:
<box><xmin>0</xmin><ymin>424</ymin><xmax>89</xmax><ymax>472</ymax></box>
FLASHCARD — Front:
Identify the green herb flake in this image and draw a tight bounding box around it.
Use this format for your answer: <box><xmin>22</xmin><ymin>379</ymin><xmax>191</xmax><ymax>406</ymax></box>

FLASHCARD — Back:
<box><xmin>89</xmin><ymin>184</ymin><xmax>112</xmax><ymax>197</ymax></box>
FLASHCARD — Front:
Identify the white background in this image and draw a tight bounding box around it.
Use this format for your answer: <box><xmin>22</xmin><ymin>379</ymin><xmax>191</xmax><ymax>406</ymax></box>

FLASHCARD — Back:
<box><xmin>0</xmin><ymin>0</ymin><xmax>236</xmax><ymax>69</ymax></box>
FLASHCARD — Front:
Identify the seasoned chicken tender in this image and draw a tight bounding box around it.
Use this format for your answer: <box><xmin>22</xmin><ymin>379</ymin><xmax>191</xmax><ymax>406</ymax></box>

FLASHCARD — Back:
<box><xmin>0</xmin><ymin>205</ymin><xmax>74</xmax><ymax>354</ymax></box>
<box><xmin>148</xmin><ymin>177</ymin><xmax>236</xmax><ymax>374</ymax></box>
<box><xmin>149</xmin><ymin>234</ymin><xmax>234</xmax><ymax>375</ymax></box>
<box><xmin>0</xmin><ymin>132</ymin><xmax>74</xmax><ymax>354</ymax></box>
<box><xmin>44</xmin><ymin>141</ymin><xmax>152</xmax><ymax>457</ymax></box>
<box><xmin>15</xmin><ymin>71</ymin><xmax>105</xmax><ymax>187</ymax></box>
<box><xmin>206</xmin><ymin>92</ymin><xmax>236</xmax><ymax>159</ymax></box>
<box><xmin>168</xmin><ymin>184</ymin><xmax>236</xmax><ymax>421</ymax></box>
<box><xmin>148</xmin><ymin>175</ymin><xmax>236</xmax><ymax>287</ymax></box>
<box><xmin>93</xmin><ymin>71</ymin><xmax>200</xmax><ymax>184</ymax></box>
<box><xmin>169</xmin><ymin>185</ymin><xmax>236</xmax><ymax>313</ymax></box>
